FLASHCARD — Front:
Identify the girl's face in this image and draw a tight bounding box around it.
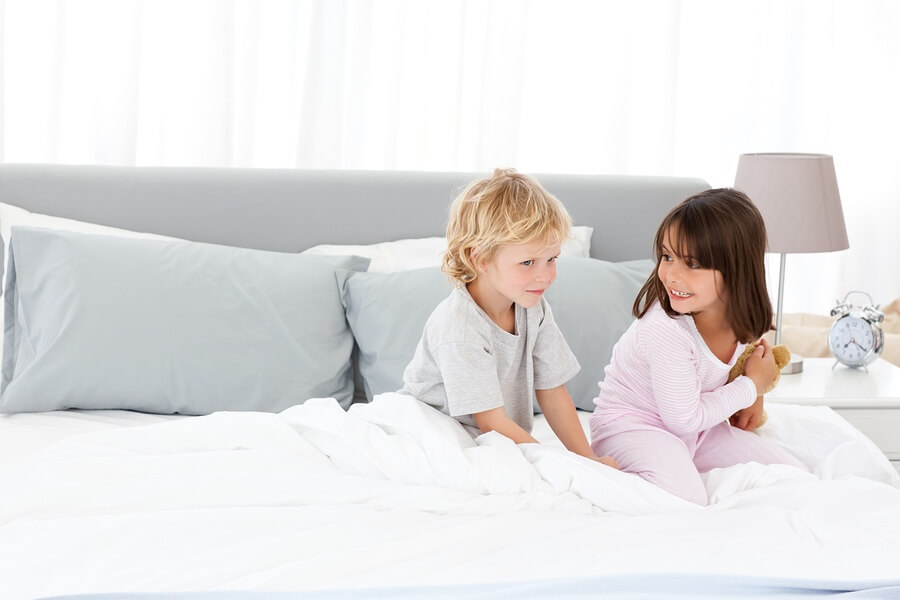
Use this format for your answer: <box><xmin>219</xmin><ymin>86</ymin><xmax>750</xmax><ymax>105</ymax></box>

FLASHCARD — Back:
<box><xmin>657</xmin><ymin>227</ymin><xmax>727</xmax><ymax>318</ymax></box>
<box><xmin>475</xmin><ymin>240</ymin><xmax>561</xmax><ymax>309</ymax></box>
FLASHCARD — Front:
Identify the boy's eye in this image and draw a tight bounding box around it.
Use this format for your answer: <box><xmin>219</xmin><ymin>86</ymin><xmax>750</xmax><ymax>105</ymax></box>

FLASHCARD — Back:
<box><xmin>521</xmin><ymin>259</ymin><xmax>534</xmax><ymax>266</ymax></box>
<box><xmin>548</xmin><ymin>256</ymin><xmax>557</xmax><ymax>263</ymax></box>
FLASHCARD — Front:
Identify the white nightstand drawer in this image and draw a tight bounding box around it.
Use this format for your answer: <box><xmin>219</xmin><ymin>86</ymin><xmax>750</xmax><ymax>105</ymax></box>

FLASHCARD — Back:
<box><xmin>835</xmin><ymin>408</ymin><xmax>900</xmax><ymax>459</ymax></box>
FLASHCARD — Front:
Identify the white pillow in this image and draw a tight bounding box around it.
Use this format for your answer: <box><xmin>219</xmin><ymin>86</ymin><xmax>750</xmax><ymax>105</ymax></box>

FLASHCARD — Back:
<box><xmin>303</xmin><ymin>237</ymin><xmax>447</xmax><ymax>273</ymax></box>
<box><xmin>0</xmin><ymin>202</ymin><xmax>177</xmax><ymax>364</ymax></box>
<box><xmin>0</xmin><ymin>202</ymin><xmax>174</xmax><ymax>263</ymax></box>
<box><xmin>565</xmin><ymin>225</ymin><xmax>594</xmax><ymax>257</ymax></box>
<box><xmin>302</xmin><ymin>226</ymin><xmax>593</xmax><ymax>272</ymax></box>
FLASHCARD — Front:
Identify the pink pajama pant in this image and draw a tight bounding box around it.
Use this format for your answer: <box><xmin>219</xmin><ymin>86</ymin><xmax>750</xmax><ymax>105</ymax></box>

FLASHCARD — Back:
<box><xmin>591</xmin><ymin>422</ymin><xmax>807</xmax><ymax>506</ymax></box>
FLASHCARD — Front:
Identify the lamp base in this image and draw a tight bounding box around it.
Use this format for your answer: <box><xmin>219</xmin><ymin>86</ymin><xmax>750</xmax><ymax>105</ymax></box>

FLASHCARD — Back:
<box><xmin>781</xmin><ymin>354</ymin><xmax>804</xmax><ymax>375</ymax></box>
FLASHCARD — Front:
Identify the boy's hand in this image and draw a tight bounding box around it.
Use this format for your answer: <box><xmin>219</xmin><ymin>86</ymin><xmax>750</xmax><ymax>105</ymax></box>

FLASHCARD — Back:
<box><xmin>592</xmin><ymin>454</ymin><xmax>619</xmax><ymax>469</ymax></box>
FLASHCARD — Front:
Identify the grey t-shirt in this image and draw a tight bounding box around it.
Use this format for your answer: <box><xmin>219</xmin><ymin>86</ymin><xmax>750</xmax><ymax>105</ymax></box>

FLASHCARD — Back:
<box><xmin>400</xmin><ymin>285</ymin><xmax>580</xmax><ymax>435</ymax></box>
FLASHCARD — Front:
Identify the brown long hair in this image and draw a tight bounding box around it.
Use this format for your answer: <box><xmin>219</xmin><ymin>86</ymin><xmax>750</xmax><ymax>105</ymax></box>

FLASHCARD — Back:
<box><xmin>633</xmin><ymin>188</ymin><xmax>773</xmax><ymax>343</ymax></box>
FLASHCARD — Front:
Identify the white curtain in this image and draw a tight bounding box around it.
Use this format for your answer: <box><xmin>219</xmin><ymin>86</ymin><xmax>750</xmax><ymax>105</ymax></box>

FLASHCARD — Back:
<box><xmin>1</xmin><ymin>0</ymin><xmax>898</xmax><ymax>314</ymax></box>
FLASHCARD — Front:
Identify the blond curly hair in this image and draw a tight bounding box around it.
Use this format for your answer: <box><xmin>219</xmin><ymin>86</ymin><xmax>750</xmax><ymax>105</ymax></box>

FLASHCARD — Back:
<box><xmin>443</xmin><ymin>168</ymin><xmax>572</xmax><ymax>285</ymax></box>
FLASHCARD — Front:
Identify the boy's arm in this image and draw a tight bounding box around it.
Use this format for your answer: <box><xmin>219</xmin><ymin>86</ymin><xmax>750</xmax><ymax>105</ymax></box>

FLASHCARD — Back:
<box><xmin>536</xmin><ymin>385</ymin><xmax>593</xmax><ymax>456</ymax></box>
<box><xmin>473</xmin><ymin>407</ymin><xmax>539</xmax><ymax>444</ymax></box>
<box><xmin>536</xmin><ymin>385</ymin><xmax>618</xmax><ymax>468</ymax></box>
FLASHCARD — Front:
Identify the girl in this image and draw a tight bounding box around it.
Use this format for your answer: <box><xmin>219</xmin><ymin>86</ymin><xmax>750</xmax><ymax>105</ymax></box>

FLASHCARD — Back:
<box><xmin>401</xmin><ymin>168</ymin><xmax>617</xmax><ymax>468</ymax></box>
<box><xmin>589</xmin><ymin>188</ymin><xmax>805</xmax><ymax>504</ymax></box>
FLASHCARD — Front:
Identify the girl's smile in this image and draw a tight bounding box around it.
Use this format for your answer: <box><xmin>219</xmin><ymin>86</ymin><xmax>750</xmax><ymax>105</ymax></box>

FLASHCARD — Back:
<box><xmin>668</xmin><ymin>288</ymin><xmax>693</xmax><ymax>299</ymax></box>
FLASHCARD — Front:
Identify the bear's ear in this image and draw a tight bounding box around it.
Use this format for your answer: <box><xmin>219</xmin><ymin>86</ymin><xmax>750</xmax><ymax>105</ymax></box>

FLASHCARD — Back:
<box><xmin>771</xmin><ymin>345</ymin><xmax>792</xmax><ymax>369</ymax></box>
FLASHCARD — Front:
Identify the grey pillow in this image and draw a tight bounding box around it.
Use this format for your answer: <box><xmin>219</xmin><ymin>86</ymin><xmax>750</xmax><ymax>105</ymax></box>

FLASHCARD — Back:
<box><xmin>546</xmin><ymin>256</ymin><xmax>652</xmax><ymax>409</ymax></box>
<box><xmin>0</xmin><ymin>227</ymin><xmax>369</xmax><ymax>414</ymax></box>
<box><xmin>338</xmin><ymin>256</ymin><xmax>653</xmax><ymax>410</ymax></box>
<box><xmin>337</xmin><ymin>267</ymin><xmax>452</xmax><ymax>402</ymax></box>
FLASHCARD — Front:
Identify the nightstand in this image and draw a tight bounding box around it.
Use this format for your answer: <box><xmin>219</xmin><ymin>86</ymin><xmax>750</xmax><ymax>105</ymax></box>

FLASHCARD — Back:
<box><xmin>767</xmin><ymin>357</ymin><xmax>900</xmax><ymax>471</ymax></box>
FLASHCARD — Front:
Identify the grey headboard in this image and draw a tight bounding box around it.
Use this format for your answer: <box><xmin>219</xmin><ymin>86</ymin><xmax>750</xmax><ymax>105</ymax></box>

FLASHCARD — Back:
<box><xmin>0</xmin><ymin>164</ymin><xmax>709</xmax><ymax>262</ymax></box>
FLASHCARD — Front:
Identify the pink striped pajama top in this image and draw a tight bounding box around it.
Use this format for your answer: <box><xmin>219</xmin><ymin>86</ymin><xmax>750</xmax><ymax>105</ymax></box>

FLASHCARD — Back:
<box><xmin>590</xmin><ymin>301</ymin><xmax>758</xmax><ymax>444</ymax></box>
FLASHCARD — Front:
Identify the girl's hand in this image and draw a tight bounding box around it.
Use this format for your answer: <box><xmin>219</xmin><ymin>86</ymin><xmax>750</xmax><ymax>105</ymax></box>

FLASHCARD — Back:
<box><xmin>592</xmin><ymin>454</ymin><xmax>619</xmax><ymax>469</ymax></box>
<box><xmin>743</xmin><ymin>338</ymin><xmax>777</xmax><ymax>396</ymax></box>
<box><xmin>730</xmin><ymin>395</ymin><xmax>765</xmax><ymax>431</ymax></box>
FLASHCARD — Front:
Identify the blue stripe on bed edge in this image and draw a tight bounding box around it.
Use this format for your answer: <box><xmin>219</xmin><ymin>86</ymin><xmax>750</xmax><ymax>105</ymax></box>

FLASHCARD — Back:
<box><xmin>36</xmin><ymin>572</ymin><xmax>900</xmax><ymax>600</ymax></box>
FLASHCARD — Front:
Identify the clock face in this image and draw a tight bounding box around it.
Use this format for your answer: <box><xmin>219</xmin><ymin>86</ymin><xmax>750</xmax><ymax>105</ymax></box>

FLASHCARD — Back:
<box><xmin>828</xmin><ymin>315</ymin><xmax>876</xmax><ymax>366</ymax></box>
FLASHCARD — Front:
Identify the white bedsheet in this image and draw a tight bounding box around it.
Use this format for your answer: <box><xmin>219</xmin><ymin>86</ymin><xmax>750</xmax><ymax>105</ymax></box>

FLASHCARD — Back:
<box><xmin>1</xmin><ymin>395</ymin><xmax>899</xmax><ymax>599</ymax></box>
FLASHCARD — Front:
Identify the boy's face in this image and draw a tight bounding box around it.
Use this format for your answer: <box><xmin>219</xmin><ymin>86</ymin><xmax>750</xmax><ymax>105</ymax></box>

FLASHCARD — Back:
<box><xmin>476</xmin><ymin>240</ymin><xmax>561</xmax><ymax>309</ymax></box>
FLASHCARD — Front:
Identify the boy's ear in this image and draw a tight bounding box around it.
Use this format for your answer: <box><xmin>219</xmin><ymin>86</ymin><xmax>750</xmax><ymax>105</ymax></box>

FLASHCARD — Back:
<box><xmin>468</xmin><ymin>247</ymin><xmax>486</xmax><ymax>272</ymax></box>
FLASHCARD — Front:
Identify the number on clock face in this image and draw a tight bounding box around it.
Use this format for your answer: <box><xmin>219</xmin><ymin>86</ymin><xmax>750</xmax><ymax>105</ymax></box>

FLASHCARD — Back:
<box><xmin>829</xmin><ymin>316</ymin><xmax>874</xmax><ymax>364</ymax></box>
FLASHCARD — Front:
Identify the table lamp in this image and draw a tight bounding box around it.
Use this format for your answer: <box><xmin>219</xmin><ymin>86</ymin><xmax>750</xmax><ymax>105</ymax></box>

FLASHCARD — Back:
<box><xmin>734</xmin><ymin>153</ymin><xmax>849</xmax><ymax>374</ymax></box>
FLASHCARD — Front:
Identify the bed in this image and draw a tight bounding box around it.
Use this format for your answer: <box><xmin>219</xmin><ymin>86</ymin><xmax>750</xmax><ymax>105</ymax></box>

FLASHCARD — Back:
<box><xmin>0</xmin><ymin>163</ymin><xmax>898</xmax><ymax>600</ymax></box>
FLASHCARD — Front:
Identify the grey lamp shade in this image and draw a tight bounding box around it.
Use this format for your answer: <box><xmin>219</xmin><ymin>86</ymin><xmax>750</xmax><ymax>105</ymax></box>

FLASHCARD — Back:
<box><xmin>734</xmin><ymin>153</ymin><xmax>849</xmax><ymax>254</ymax></box>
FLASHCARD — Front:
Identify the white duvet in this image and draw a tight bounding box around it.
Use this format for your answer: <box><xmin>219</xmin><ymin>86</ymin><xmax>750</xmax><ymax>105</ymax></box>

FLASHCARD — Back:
<box><xmin>1</xmin><ymin>394</ymin><xmax>899</xmax><ymax>598</ymax></box>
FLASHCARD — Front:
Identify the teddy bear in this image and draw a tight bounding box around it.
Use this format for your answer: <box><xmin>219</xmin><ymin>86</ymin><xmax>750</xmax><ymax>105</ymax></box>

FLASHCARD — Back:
<box><xmin>725</xmin><ymin>342</ymin><xmax>791</xmax><ymax>430</ymax></box>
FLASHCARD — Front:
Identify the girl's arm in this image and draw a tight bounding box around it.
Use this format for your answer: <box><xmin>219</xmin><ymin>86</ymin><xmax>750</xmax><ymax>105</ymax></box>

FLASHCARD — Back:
<box><xmin>730</xmin><ymin>395</ymin><xmax>765</xmax><ymax>430</ymax></box>
<box><xmin>536</xmin><ymin>385</ymin><xmax>618</xmax><ymax>468</ymax></box>
<box><xmin>473</xmin><ymin>407</ymin><xmax>539</xmax><ymax>444</ymax></box>
<box><xmin>729</xmin><ymin>342</ymin><xmax>776</xmax><ymax>431</ymax></box>
<box><xmin>643</xmin><ymin>325</ymin><xmax>758</xmax><ymax>435</ymax></box>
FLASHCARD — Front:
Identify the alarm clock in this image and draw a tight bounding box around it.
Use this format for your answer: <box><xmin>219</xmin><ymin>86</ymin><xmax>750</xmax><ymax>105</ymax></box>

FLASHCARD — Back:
<box><xmin>828</xmin><ymin>291</ymin><xmax>885</xmax><ymax>369</ymax></box>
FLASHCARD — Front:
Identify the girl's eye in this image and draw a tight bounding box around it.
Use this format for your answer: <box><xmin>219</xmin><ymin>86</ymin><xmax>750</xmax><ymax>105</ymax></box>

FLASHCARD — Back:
<box><xmin>661</xmin><ymin>254</ymin><xmax>672</xmax><ymax>262</ymax></box>
<box><xmin>688</xmin><ymin>262</ymin><xmax>701</xmax><ymax>269</ymax></box>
